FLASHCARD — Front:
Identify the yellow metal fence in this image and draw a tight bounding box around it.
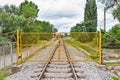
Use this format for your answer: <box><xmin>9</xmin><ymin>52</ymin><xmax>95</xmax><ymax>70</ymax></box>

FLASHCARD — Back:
<box><xmin>16</xmin><ymin>30</ymin><xmax>102</xmax><ymax>65</ymax></box>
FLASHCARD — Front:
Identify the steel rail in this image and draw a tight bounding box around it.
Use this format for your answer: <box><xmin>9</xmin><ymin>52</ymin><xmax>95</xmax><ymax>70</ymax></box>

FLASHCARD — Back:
<box><xmin>38</xmin><ymin>41</ymin><xmax>59</xmax><ymax>80</ymax></box>
<box><xmin>63</xmin><ymin>40</ymin><xmax>78</xmax><ymax>80</ymax></box>
<box><xmin>38</xmin><ymin>39</ymin><xmax>78</xmax><ymax>80</ymax></box>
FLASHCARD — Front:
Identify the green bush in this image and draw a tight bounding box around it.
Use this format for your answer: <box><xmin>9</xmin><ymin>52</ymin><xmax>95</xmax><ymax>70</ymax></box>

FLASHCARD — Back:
<box><xmin>102</xmin><ymin>24</ymin><xmax>120</xmax><ymax>48</ymax></box>
<box><xmin>70</xmin><ymin>32</ymin><xmax>96</xmax><ymax>43</ymax></box>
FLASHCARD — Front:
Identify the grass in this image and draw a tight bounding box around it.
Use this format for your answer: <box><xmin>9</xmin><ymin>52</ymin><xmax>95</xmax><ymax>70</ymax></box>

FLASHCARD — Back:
<box><xmin>0</xmin><ymin>73</ymin><xmax>9</xmax><ymax>80</ymax></box>
<box><xmin>112</xmin><ymin>76</ymin><xmax>120</xmax><ymax>80</ymax></box>
<box><xmin>0</xmin><ymin>65</ymin><xmax>11</xmax><ymax>80</ymax></box>
<box><xmin>106</xmin><ymin>63</ymin><xmax>120</xmax><ymax>67</ymax></box>
<box><xmin>64</xmin><ymin>40</ymin><xmax>98</xmax><ymax>56</ymax></box>
<box><xmin>37</xmin><ymin>40</ymin><xmax>47</xmax><ymax>44</ymax></box>
<box><xmin>64</xmin><ymin>40</ymin><xmax>99</xmax><ymax>62</ymax></box>
<box><xmin>0</xmin><ymin>66</ymin><xmax>11</xmax><ymax>73</ymax></box>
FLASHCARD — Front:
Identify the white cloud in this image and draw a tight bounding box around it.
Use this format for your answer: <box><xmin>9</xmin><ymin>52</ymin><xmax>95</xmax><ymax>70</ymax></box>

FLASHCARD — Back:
<box><xmin>35</xmin><ymin>0</ymin><xmax>85</xmax><ymax>32</ymax></box>
<box><xmin>0</xmin><ymin>0</ymin><xmax>119</xmax><ymax>32</ymax></box>
<box><xmin>0</xmin><ymin>0</ymin><xmax>24</xmax><ymax>6</ymax></box>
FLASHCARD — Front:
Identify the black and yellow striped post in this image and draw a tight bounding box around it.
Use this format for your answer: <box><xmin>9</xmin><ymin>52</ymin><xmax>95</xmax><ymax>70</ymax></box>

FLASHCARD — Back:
<box><xmin>16</xmin><ymin>29</ymin><xmax>21</xmax><ymax>65</ymax></box>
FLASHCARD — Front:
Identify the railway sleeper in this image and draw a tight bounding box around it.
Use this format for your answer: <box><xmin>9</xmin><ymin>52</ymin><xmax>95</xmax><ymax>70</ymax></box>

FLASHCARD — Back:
<box><xmin>46</xmin><ymin>67</ymin><xmax>71</xmax><ymax>72</ymax></box>
<box><xmin>44</xmin><ymin>72</ymin><xmax>73</xmax><ymax>78</ymax></box>
<box><xmin>48</xmin><ymin>64</ymin><xmax>70</xmax><ymax>68</ymax></box>
<box><xmin>41</xmin><ymin>78</ymin><xmax>74</xmax><ymax>80</ymax></box>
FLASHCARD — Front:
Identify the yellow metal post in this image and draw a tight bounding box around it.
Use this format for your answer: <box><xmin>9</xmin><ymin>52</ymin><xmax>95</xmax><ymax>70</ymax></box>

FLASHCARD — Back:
<box><xmin>99</xmin><ymin>30</ymin><xmax>102</xmax><ymax>64</ymax></box>
<box><xmin>58</xmin><ymin>34</ymin><xmax>61</xmax><ymax>62</ymax></box>
<box><xmin>58</xmin><ymin>42</ymin><xmax>60</xmax><ymax>61</ymax></box>
<box><xmin>20</xmin><ymin>34</ymin><xmax>22</xmax><ymax>61</ymax></box>
<box><xmin>16</xmin><ymin>29</ymin><xmax>21</xmax><ymax>65</ymax></box>
<box><xmin>97</xmin><ymin>32</ymin><xmax>99</xmax><ymax>56</ymax></box>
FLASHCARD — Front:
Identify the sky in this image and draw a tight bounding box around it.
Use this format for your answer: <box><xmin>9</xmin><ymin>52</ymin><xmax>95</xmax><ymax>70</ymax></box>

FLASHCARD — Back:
<box><xmin>0</xmin><ymin>0</ymin><xmax>119</xmax><ymax>32</ymax></box>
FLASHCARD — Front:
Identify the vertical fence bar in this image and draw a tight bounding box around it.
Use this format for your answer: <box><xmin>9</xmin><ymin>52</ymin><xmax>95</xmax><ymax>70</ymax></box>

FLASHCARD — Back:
<box><xmin>16</xmin><ymin>29</ymin><xmax>21</xmax><ymax>65</ymax></box>
<box><xmin>20</xmin><ymin>34</ymin><xmax>22</xmax><ymax>62</ymax></box>
<box><xmin>0</xmin><ymin>46</ymin><xmax>1</xmax><ymax>68</ymax></box>
<box><xmin>99</xmin><ymin>29</ymin><xmax>102</xmax><ymax>64</ymax></box>
<box><xmin>58</xmin><ymin>34</ymin><xmax>60</xmax><ymax>62</ymax></box>
<box><xmin>58</xmin><ymin>41</ymin><xmax>60</xmax><ymax>62</ymax></box>
<box><xmin>96</xmin><ymin>32</ymin><xmax>99</xmax><ymax>55</ymax></box>
<box><xmin>10</xmin><ymin>42</ymin><xmax>13</xmax><ymax>64</ymax></box>
<box><xmin>3</xmin><ymin>45</ymin><xmax>5</xmax><ymax>67</ymax></box>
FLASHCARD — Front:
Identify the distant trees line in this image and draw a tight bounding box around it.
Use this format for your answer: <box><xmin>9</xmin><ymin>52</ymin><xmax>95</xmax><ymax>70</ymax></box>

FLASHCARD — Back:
<box><xmin>0</xmin><ymin>0</ymin><xmax>57</xmax><ymax>41</ymax></box>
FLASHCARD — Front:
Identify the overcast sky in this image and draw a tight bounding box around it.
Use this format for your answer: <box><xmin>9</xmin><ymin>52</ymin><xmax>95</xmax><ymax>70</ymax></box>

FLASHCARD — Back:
<box><xmin>0</xmin><ymin>0</ymin><xmax>119</xmax><ymax>32</ymax></box>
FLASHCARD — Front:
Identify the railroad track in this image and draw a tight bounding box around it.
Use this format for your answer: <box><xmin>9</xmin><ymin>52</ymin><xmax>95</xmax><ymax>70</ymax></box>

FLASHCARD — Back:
<box><xmin>30</xmin><ymin>39</ymin><xmax>85</xmax><ymax>80</ymax></box>
<box><xmin>5</xmin><ymin>39</ymin><xmax>113</xmax><ymax>80</ymax></box>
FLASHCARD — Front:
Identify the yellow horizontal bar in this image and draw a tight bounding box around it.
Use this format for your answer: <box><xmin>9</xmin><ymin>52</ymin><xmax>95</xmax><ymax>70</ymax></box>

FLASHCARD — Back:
<box><xmin>20</xmin><ymin>32</ymin><xmax>97</xmax><ymax>35</ymax></box>
<box><xmin>21</xmin><ymin>32</ymin><xmax>53</xmax><ymax>34</ymax></box>
<box><xmin>21</xmin><ymin>44</ymin><xmax>58</xmax><ymax>46</ymax></box>
<box><xmin>22</xmin><ymin>59</ymin><xmax>97</xmax><ymax>62</ymax></box>
<box><xmin>70</xmin><ymin>32</ymin><xmax>97</xmax><ymax>34</ymax></box>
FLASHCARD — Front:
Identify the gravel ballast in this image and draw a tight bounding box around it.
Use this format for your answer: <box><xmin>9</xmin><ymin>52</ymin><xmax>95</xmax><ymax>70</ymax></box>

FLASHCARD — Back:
<box><xmin>4</xmin><ymin>40</ymin><xmax>115</xmax><ymax>80</ymax></box>
<box><xmin>5</xmin><ymin>62</ymin><xmax>113</xmax><ymax>80</ymax></box>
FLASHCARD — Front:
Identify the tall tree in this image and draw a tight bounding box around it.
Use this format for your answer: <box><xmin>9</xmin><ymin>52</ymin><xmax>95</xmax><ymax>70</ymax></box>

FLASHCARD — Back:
<box><xmin>19</xmin><ymin>0</ymin><xmax>39</xmax><ymax>19</ymax></box>
<box><xmin>84</xmin><ymin>0</ymin><xmax>97</xmax><ymax>32</ymax></box>
<box><xmin>19</xmin><ymin>0</ymin><xmax>39</xmax><ymax>31</ymax></box>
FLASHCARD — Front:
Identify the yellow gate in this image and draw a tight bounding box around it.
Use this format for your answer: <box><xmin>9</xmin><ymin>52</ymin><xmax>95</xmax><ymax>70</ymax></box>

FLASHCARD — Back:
<box><xmin>16</xmin><ymin>30</ymin><xmax>102</xmax><ymax>65</ymax></box>
<box><xmin>66</xmin><ymin>31</ymin><xmax>102</xmax><ymax>64</ymax></box>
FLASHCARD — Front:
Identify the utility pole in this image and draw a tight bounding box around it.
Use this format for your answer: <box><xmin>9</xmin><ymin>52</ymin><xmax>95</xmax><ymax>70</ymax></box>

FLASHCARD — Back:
<box><xmin>104</xmin><ymin>7</ymin><xmax>106</xmax><ymax>31</ymax></box>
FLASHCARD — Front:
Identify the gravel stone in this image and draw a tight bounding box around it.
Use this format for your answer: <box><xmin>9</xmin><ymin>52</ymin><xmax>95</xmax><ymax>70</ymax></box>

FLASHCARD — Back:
<box><xmin>5</xmin><ymin>62</ymin><xmax>113</xmax><ymax>80</ymax></box>
<box><xmin>5</xmin><ymin>42</ymin><xmax>114</xmax><ymax>80</ymax></box>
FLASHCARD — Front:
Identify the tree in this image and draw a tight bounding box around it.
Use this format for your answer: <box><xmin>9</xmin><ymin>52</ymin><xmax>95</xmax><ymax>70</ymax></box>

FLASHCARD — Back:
<box><xmin>84</xmin><ymin>0</ymin><xmax>97</xmax><ymax>32</ymax></box>
<box><xmin>71</xmin><ymin>23</ymin><xmax>85</xmax><ymax>32</ymax></box>
<box><xmin>28</xmin><ymin>20</ymin><xmax>57</xmax><ymax>32</ymax></box>
<box><xmin>19</xmin><ymin>0</ymin><xmax>39</xmax><ymax>32</ymax></box>
<box><xmin>19</xmin><ymin>0</ymin><xmax>39</xmax><ymax>19</ymax></box>
<box><xmin>0</xmin><ymin>1</ymin><xmax>56</xmax><ymax>42</ymax></box>
<box><xmin>40</xmin><ymin>21</ymin><xmax>55</xmax><ymax>32</ymax></box>
<box><xmin>102</xmin><ymin>24</ymin><xmax>120</xmax><ymax>48</ymax></box>
<box><xmin>112</xmin><ymin>5</ymin><xmax>120</xmax><ymax>22</ymax></box>
<box><xmin>99</xmin><ymin>0</ymin><xmax>119</xmax><ymax>9</ymax></box>
<box><xmin>100</xmin><ymin>0</ymin><xmax>120</xmax><ymax>23</ymax></box>
<box><xmin>3</xmin><ymin>5</ymin><xmax>19</xmax><ymax>15</ymax></box>
<box><xmin>70</xmin><ymin>20</ymin><xmax>95</xmax><ymax>32</ymax></box>
<box><xmin>99</xmin><ymin>0</ymin><xmax>120</xmax><ymax>31</ymax></box>
<box><xmin>109</xmin><ymin>24</ymin><xmax>120</xmax><ymax>40</ymax></box>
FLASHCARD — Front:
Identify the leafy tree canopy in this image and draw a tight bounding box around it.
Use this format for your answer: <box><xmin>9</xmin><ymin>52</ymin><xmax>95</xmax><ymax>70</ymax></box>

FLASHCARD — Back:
<box><xmin>20</xmin><ymin>0</ymin><xmax>39</xmax><ymax>19</ymax></box>
<box><xmin>0</xmin><ymin>1</ymin><xmax>57</xmax><ymax>41</ymax></box>
<box><xmin>112</xmin><ymin>5</ymin><xmax>120</xmax><ymax>22</ymax></box>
